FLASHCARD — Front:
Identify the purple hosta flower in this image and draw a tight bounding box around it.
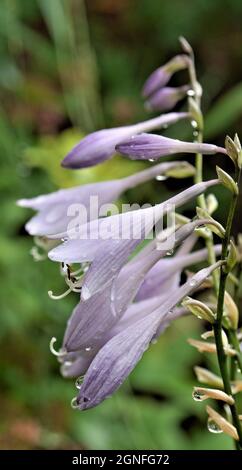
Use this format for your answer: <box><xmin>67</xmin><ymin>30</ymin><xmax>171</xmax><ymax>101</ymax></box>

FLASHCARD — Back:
<box><xmin>49</xmin><ymin>179</ymin><xmax>218</xmax><ymax>299</ymax></box>
<box><xmin>17</xmin><ymin>161</ymin><xmax>184</xmax><ymax>237</ymax></box>
<box><xmin>71</xmin><ymin>261</ymin><xmax>223</xmax><ymax>410</ymax></box>
<box><xmin>61</xmin><ymin>113</ymin><xmax>189</xmax><ymax>169</ymax></box>
<box><xmin>58</xmin><ymin>221</ymin><xmax>203</xmax><ymax>355</ymax></box>
<box><xmin>61</xmin><ymin>302</ymin><xmax>187</xmax><ymax>379</ymax></box>
<box><xmin>142</xmin><ymin>54</ymin><xmax>189</xmax><ymax>98</ymax></box>
<box><xmin>116</xmin><ymin>133</ymin><xmax>227</xmax><ymax>161</ymax></box>
<box><xmin>145</xmin><ymin>85</ymin><xmax>189</xmax><ymax>113</ymax></box>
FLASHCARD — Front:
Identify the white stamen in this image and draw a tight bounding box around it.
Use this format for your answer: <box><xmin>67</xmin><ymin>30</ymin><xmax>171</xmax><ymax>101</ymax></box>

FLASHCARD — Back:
<box><xmin>49</xmin><ymin>337</ymin><xmax>67</xmax><ymax>357</ymax></box>
<box><xmin>48</xmin><ymin>288</ymin><xmax>72</xmax><ymax>300</ymax></box>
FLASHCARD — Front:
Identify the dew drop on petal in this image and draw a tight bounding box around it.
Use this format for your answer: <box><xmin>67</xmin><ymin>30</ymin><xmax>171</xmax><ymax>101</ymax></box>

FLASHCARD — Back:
<box><xmin>191</xmin><ymin>120</ymin><xmax>198</xmax><ymax>129</ymax></box>
<box><xmin>156</xmin><ymin>175</ymin><xmax>167</xmax><ymax>181</ymax></box>
<box><xmin>166</xmin><ymin>249</ymin><xmax>174</xmax><ymax>256</ymax></box>
<box><xmin>207</xmin><ymin>418</ymin><xmax>223</xmax><ymax>434</ymax></box>
<box><xmin>85</xmin><ymin>347</ymin><xmax>92</xmax><ymax>352</ymax></box>
<box><xmin>192</xmin><ymin>390</ymin><xmax>204</xmax><ymax>401</ymax></box>
<box><xmin>148</xmin><ymin>158</ymin><xmax>155</xmax><ymax>162</ymax></box>
<box><xmin>187</xmin><ymin>89</ymin><xmax>195</xmax><ymax>97</ymax></box>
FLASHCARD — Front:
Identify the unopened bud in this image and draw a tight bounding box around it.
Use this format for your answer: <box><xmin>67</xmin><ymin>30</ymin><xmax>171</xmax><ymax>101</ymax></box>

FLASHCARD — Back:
<box><xmin>225</xmin><ymin>240</ymin><xmax>239</xmax><ymax>273</ymax></box>
<box><xmin>223</xmin><ymin>291</ymin><xmax>239</xmax><ymax>330</ymax></box>
<box><xmin>206</xmin><ymin>405</ymin><xmax>239</xmax><ymax>441</ymax></box>
<box><xmin>196</xmin><ymin>207</ymin><xmax>225</xmax><ymax>238</ymax></box>
<box><xmin>194</xmin><ymin>366</ymin><xmax>223</xmax><ymax>389</ymax></box>
<box><xmin>188</xmin><ymin>338</ymin><xmax>236</xmax><ymax>356</ymax></box>
<box><xmin>164</xmin><ymin>162</ymin><xmax>195</xmax><ymax>179</ymax></box>
<box><xmin>206</xmin><ymin>194</ymin><xmax>218</xmax><ymax>215</ymax></box>
<box><xmin>231</xmin><ymin>381</ymin><xmax>242</xmax><ymax>394</ymax></box>
<box><xmin>225</xmin><ymin>135</ymin><xmax>240</xmax><ymax>167</ymax></box>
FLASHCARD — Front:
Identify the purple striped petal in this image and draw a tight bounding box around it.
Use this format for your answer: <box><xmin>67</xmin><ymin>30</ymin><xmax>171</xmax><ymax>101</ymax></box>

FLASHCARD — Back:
<box><xmin>61</xmin><ymin>113</ymin><xmax>188</xmax><ymax>169</ymax></box>
<box><xmin>19</xmin><ymin>161</ymin><xmax>189</xmax><ymax>237</ymax></box>
<box><xmin>116</xmin><ymin>133</ymin><xmax>227</xmax><ymax>161</ymax></box>
<box><xmin>74</xmin><ymin>261</ymin><xmax>223</xmax><ymax>410</ymax></box>
<box><xmin>145</xmin><ymin>85</ymin><xmax>189</xmax><ymax>113</ymax></box>
<box><xmin>136</xmin><ymin>244</ymin><xmax>221</xmax><ymax>301</ymax></box>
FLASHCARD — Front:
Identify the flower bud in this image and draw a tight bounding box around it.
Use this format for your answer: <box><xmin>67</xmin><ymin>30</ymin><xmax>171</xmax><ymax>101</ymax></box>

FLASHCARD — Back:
<box><xmin>223</xmin><ymin>291</ymin><xmax>239</xmax><ymax>330</ymax></box>
<box><xmin>206</xmin><ymin>194</ymin><xmax>218</xmax><ymax>215</ymax></box>
<box><xmin>216</xmin><ymin>166</ymin><xmax>238</xmax><ymax>195</ymax></box>
<box><xmin>194</xmin><ymin>367</ymin><xmax>223</xmax><ymax>388</ymax></box>
<box><xmin>182</xmin><ymin>297</ymin><xmax>215</xmax><ymax>323</ymax></box>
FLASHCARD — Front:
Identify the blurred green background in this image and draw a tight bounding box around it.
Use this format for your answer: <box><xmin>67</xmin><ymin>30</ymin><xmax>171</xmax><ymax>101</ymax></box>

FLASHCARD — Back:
<box><xmin>1</xmin><ymin>0</ymin><xmax>242</xmax><ymax>450</ymax></box>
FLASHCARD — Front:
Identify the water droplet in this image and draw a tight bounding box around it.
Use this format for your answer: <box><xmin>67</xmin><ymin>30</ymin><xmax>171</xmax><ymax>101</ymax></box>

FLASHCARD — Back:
<box><xmin>166</xmin><ymin>249</ymin><xmax>174</xmax><ymax>256</ymax></box>
<box><xmin>193</xmin><ymin>131</ymin><xmax>199</xmax><ymax>137</ymax></box>
<box><xmin>207</xmin><ymin>418</ymin><xmax>223</xmax><ymax>434</ymax></box>
<box><xmin>156</xmin><ymin>175</ymin><xmax>167</xmax><ymax>181</ymax></box>
<box><xmin>191</xmin><ymin>120</ymin><xmax>198</xmax><ymax>129</ymax></box>
<box><xmin>162</xmin><ymin>124</ymin><xmax>168</xmax><ymax>129</ymax></box>
<box><xmin>187</xmin><ymin>89</ymin><xmax>195</xmax><ymax>97</ymax></box>
<box><xmin>192</xmin><ymin>390</ymin><xmax>204</xmax><ymax>401</ymax></box>
<box><xmin>85</xmin><ymin>347</ymin><xmax>92</xmax><ymax>352</ymax></box>
<box><xmin>75</xmin><ymin>376</ymin><xmax>84</xmax><ymax>389</ymax></box>
<box><xmin>189</xmin><ymin>279</ymin><xmax>197</xmax><ymax>287</ymax></box>
<box><xmin>148</xmin><ymin>158</ymin><xmax>155</xmax><ymax>162</ymax></box>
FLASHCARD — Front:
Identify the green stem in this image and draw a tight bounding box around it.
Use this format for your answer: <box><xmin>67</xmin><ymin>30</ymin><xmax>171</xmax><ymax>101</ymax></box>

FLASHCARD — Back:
<box><xmin>188</xmin><ymin>52</ymin><xmax>242</xmax><ymax>447</ymax></box>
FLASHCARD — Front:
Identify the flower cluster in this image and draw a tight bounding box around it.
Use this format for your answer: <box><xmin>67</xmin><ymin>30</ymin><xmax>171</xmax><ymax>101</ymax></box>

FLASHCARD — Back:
<box><xmin>19</xmin><ymin>37</ymin><xmax>242</xmax><ymax>448</ymax></box>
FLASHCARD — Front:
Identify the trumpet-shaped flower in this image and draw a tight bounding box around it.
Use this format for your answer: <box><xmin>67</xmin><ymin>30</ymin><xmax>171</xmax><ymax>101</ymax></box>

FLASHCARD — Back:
<box><xmin>71</xmin><ymin>261</ymin><xmax>222</xmax><ymax>410</ymax></box>
<box><xmin>18</xmin><ymin>161</ymin><xmax>187</xmax><ymax>236</ymax></box>
<box><xmin>61</xmin><ymin>113</ymin><xmax>188</xmax><ymax>169</ymax></box>
<box><xmin>49</xmin><ymin>179</ymin><xmax>218</xmax><ymax>299</ymax></box>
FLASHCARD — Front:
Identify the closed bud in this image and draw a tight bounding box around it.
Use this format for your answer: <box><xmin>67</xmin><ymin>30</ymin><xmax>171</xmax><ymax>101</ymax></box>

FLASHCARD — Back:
<box><xmin>179</xmin><ymin>36</ymin><xmax>193</xmax><ymax>55</ymax></box>
<box><xmin>182</xmin><ymin>297</ymin><xmax>215</xmax><ymax>323</ymax></box>
<box><xmin>231</xmin><ymin>381</ymin><xmax>242</xmax><ymax>394</ymax></box>
<box><xmin>188</xmin><ymin>338</ymin><xmax>236</xmax><ymax>356</ymax></box>
<box><xmin>193</xmin><ymin>387</ymin><xmax>234</xmax><ymax>405</ymax></box>
<box><xmin>216</xmin><ymin>166</ymin><xmax>238</xmax><ymax>195</ymax></box>
<box><xmin>225</xmin><ymin>240</ymin><xmax>238</xmax><ymax>273</ymax></box>
<box><xmin>225</xmin><ymin>135</ymin><xmax>239</xmax><ymax>166</ymax></box>
<box><xmin>194</xmin><ymin>366</ymin><xmax>223</xmax><ymax>388</ymax></box>
<box><xmin>206</xmin><ymin>406</ymin><xmax>239</xmax><ymax>441</ymax></box>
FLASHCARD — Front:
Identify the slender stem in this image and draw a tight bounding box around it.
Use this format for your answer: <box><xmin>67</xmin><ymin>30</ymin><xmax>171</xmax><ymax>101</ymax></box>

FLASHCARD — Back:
<box><xmin>188</xmin><ymin>57</ymin><xmax>219</xmax><ymax>292</ymax></box>
<box><xmin>213</xmin><ymin>175</ymin><xmax>242</xmax><ymax>446</ymax></box>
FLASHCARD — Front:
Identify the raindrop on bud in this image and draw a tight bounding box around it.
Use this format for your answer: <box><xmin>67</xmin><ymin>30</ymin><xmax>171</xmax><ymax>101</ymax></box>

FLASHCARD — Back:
<box><xmin>207</xmin><ymin>418</ymin><xmax>223</xmax><ymax>434</ymax></box>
